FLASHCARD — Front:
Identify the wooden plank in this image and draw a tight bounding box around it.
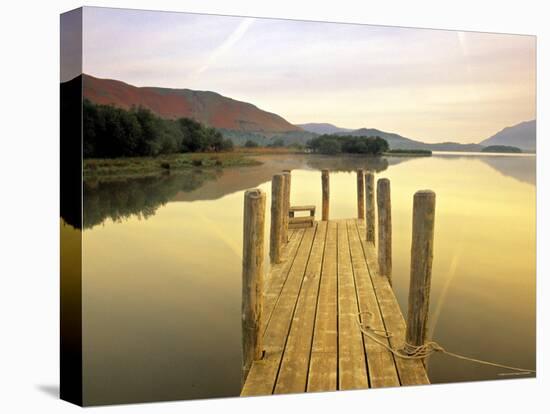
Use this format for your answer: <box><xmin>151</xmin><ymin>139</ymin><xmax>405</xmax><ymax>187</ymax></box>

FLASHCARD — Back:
<box><xmin>288</xmin><ymin>229</ymin><xmax>295</xmax><ymax>240</ymax></box>
<box><xmin>274</xmin><ymin>222</ymin><xmax>328</xmax><ymax>394</ymax></box>
<box><xmin>241</xmin><ymin>225</ymin><xmax>318</xmax><ymax>396</ymax></box>
<box><xmin>356</xmin><ymin>222</ymin><xmax>430</xmax><ymax>386</ymax></box>
<box><xmin>308</xmin><ymin>221</ymin><xmax>338</xmax><ymax>392</ymax></box>
<box><xmin>347</xmin><ymin>220</ymin><xmax>400</xmax><ymax>388</ymax></box>
<box><xmin>289</xmin><ymin>216</ymin><xmax>314</xmax><ymax>224</ymax></box>
<box><xmin>263</xmin><ymin>228</ymin><xmax>305</xmax><ymax>333</ymax></box>
<box><xmin>337</xmin><ymin>220</ymin><xmax>369</xmax><ymax>390</ymax></box>
<box><xmin>288</xmin><ymin>223</ymin><xmax>313</xmax><ymax>230</ymax></box>
<box><xmin>289</xmin><ymin>205</ymin><xmax>316</xmax><ymax>212</ymax></box>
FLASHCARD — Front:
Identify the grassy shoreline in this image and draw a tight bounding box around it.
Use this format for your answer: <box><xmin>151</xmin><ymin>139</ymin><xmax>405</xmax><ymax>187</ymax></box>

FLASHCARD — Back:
<box><xmin>83</xmin><ymin>147</ymin><xmax>439</xmax><ymax>180</ymax></box>
<box><xmin>84</xmin><ymin>152</ymin><xmax>262</xmax><ymax>179</ymax></box>
<box><xmin>383</xmin><ymin>149</ymin><xmax>432</xmax><ymax>157</ymax></box>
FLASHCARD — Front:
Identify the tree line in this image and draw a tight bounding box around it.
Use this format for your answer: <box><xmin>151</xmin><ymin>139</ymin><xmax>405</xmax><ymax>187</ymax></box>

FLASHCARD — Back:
<box><xmin>307</xmin><ymin>134</ymin><xmax>389</xmax><ymax>155</ymax></box>
<box><xmin>83</xmin><ymin>99</ymin><xmax>234</xmax><ymax>158</ymax></box>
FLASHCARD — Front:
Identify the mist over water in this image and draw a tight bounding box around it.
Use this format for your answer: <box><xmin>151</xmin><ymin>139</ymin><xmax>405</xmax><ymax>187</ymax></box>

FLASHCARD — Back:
<box><xmin>74</xmin><ymin>153</ymin><xmax>535</xmax><ymax>405</ymax></box>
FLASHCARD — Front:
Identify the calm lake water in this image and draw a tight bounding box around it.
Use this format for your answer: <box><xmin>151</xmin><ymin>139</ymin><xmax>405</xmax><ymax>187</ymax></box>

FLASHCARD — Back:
<box><xmin>66</xmin><ymin>152</ymin><xmax>536</xmax><ymax>405</ymax></box>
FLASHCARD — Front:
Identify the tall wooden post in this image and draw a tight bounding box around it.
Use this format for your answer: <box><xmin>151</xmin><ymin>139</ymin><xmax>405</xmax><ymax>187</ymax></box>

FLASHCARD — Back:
<box><xmin>365</xmin><ymin>172</ymin><xmax>375</xmax><ymax>243</ymax></box>
<box><xmin>357</xmin><ymin>169</ymin><xmax>365</xmax><ymax>219</ymax></box>
<box><xmin>322</xmin><ymin>169</ymin><xmax>330</xmax><ymax>221</ymax></box>
<box><xmin>406</xmin><ymin>190</ymin><xmax>436</xmax><ymax>348</ymax></box>
<box><xmin>282</xmin><ymin>172</ymin><xmax>291</xmax><ymax>243</ymax></box>
<box><xmin>377</xmin><ymin>178</ymin><xmax>392</xmax><ymax>284</ymax></box>
<box><xmin>270</xmin><ymin>174</ymin><xmax>285</xmax><ymax>264</ymax></box>
<box><xmin>242</xmin><ymin>189</ymin><xmax>266</xmax><ymax>383</ymax></box>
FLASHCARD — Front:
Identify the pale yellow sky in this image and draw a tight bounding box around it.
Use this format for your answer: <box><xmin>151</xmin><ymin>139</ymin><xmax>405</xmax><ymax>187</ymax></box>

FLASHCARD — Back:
<box><xmin>82</xmin><ymin>8</ymin><xmax>536</xmax><ymax>143</ymax></box>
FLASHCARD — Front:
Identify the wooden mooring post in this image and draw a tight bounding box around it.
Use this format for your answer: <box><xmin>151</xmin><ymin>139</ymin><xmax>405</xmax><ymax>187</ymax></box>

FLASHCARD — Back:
<box><xmin>365</xmin><ymin>172</ymin><xmax>375</xmax><ymax>243</ymax></box>
<box><xmin>322</xmin><ymin>169</ymin><xmax>330</xmax><ymax>221</ymax></box>
<box><xmin>377</xmin><ymin>178</ymin><xmax>392</xmax><ymax>284</ymax></box>
<box><xmin>242</xmin><ymin>189</ymin><xmax>266</xmax><ymax>383</ymax></box>
<box><xmin>406</xmin><ymin>190</ymin><xmax>436</xmax><ymax>348</ymax></box>
<box><xmin>282</xmin><ymin>171</ymin><xmax>291</xmax><ymax>243</ymax></box>
<box><xmin>270</xmin><ymin>174</ymin><xmax>285</xmax><ymax>264</ymax></box>
<box><xmin>357</xmin><ymin>169</ymin><xmax>365</xmax><ymax>219</ymax></box>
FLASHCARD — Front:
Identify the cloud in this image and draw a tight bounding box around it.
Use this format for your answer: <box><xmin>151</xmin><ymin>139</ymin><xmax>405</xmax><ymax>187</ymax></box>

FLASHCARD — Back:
<box><xmin>82</xmin><ymin>9</ymin><xmax>535</xmax><ymax>142</ymax></box>
<box><xmin>193</xmin><ymin>18</ymin><xmax>255</xmax><ymax>77</ymax></box>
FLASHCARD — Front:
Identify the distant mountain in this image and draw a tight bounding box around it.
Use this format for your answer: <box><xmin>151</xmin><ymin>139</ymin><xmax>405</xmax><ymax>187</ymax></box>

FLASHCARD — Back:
<box><xmin>479</xmin><ymin>120</ymin><xmax>536</xmax><ymax>152</ymax></box>
<box><xmin>81</xmin><ymin>74</ymin><xmax>535</xmax><ymax>152</ymax></box>
<box><xmin>83</xmin><ymin>74</ymin><xmax>300</xmax><ymax>134</ymax></box>
<box><xmin>340</xmin><ymin>127</ymin><xmax>485</xmax><ymax>152</ymax></box>
<box><xmin>297</xmin><ymin>123</ymin><xmax>353</xmax><ymax>135</ymax></box>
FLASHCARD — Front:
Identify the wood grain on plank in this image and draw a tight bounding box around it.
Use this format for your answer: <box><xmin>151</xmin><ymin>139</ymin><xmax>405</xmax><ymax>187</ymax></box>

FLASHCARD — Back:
<box><xmin>263</xmin><ymin>228</ymin><xmax>305</xmax><ymax>331</ymax></box>
<box><xmin>241</xmin><ymin>225</ymin><xmax>318</xmax><ymax>396</ymax></box>
<box><xmin>308</xmin><ymin>221</ymin><xmax>338</xmax><ymax>392</ymax></box>
<box><xmin>356</xmin><ymin>222</ymin><xmax>429</xmax><ymax>386</ymax></box>
<box><xmin>347</xmin><ymin>220</ymin><xmax>399</xmax><ymax>388</ymax></box>
<box><xmin>275</xmin><ymin>222</ymin><xmax>328</xmax><ymax>394</ymax></box>
<box><xmin>337</xmin><ymin>220</ymin><xmax>369</xmax><ymax>390</ymax></box>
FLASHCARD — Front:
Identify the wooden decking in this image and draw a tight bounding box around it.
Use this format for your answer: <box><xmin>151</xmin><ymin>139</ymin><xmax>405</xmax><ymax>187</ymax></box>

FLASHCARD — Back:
<box><xmin>241</xmin><ymin>219</ymin><xmax>429</xmax><ymax>396</ymax></box>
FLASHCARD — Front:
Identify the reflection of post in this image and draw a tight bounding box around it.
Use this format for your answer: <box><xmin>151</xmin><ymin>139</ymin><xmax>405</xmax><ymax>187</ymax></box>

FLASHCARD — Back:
<box><xmin>322</xmin><ymin>169</ymin><xmax>330</xmax><ymax>221</ymax></box>
<box><xmin>406</xmin><ymin>190</ymin><xmax>436</xmax><ymax>349</ymax></box>
<box><xmin>242</xmin><ymin>189</ymin><xmax>265</xmax><ymax>384</ymax></box>
<box><xmin>357</xmin><ymin>169</ymin><xmax>365</xmax><ymax>219</ymax></box>
<box><xmin>365</xmin><ymin>172</ymin><xmax>375</xmax><ymax>243</ymax></box>
<box><xmin>270</xmin><ymin>174</ymin><xmax>284</xmax><ymax>264</ymax></box>
<box><xmin>282</xmin><ymin>170</ymin><xmax>291</xmax><ymax>243</ymax></box>
<box><xmin>377</xmin><ymin>178</ymin><xmax>392</xmax><ymax>284</ymax></box>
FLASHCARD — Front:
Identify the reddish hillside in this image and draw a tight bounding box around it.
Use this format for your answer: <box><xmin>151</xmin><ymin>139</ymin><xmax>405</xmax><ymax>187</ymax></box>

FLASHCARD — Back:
<box><xmin>83</xmin><ymin>74</ymin><xmax>300</xmax><ymax>133</ymax></box>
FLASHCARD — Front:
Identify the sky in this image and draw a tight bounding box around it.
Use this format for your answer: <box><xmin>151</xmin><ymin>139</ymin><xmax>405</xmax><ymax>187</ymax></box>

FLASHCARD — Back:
<box><xmin>78</xmin><ymin>7</ymin><xmax>536</xmax><ymax>143</ymax></box>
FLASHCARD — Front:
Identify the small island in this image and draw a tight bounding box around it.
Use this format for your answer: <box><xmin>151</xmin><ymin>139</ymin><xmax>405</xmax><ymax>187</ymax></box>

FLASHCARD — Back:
<box><xmin>385</xmin><ymin>149</ymin><xmax>432</xmax><ymax>156</ymax></box>
<box><xmin>482</xmin><ymin>145</ymin><xmax>522</xmax><ymax>153</ymax></box>
<box><xmin>306</xmin><ymin>134</ymin><xmax>389</xmax><ymax>154</ymax></box>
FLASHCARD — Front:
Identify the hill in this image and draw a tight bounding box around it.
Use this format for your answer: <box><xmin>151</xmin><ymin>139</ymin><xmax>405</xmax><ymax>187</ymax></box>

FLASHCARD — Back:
<box><xmin>81</xmin><ymin>74</ymin><xmax>535</xmax><ymax>151</ymax></box>
<box><xmin>479</xmin><ymin>120</ymin><xmax>536</xmax><ymax>152</ymax></box>
<box><xmin>297</xmin><ymin>123</ymin><xmax>353</xmax><ymax>135</ymax></box>
<box><xmin>340</xmin><ymin>128</ymin><xmax>484</xmax><ymax>152</ymax></box>
<box><xmin>83</xmin><ymin>74</ymin><xmax>300</xmax><ymax>134</ymax></box>
<box><xmin>482</xmin><ymin>145</ymin><xmax>522</xmax><ymax>153</ymax></box>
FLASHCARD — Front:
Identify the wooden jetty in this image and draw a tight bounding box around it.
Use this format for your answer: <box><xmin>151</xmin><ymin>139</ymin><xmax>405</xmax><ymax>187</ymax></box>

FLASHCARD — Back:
<box><xmin>242</xmin><ymin>170</ymin><xmax>435</xmax><ymax>396</ymax></box>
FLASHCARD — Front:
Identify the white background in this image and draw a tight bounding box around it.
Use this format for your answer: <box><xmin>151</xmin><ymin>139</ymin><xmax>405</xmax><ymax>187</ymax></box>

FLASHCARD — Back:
<box><xmin>0</xmin><ymin>0</ymin><xmax>547</xmax><ymax>412</ymax></box>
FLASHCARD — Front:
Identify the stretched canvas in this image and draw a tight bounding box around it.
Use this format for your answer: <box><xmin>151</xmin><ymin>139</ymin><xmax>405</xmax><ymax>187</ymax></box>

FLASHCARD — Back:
<box><xmin>60</xmin><ymin>6</ymin><xmax>536</xmax><ymax>406</ymax></box>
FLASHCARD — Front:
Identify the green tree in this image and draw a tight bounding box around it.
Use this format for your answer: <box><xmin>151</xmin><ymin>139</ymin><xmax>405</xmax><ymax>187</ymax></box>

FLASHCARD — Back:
<box><xmin>244</xmin><ymin>140</ymin><xmax>259</xmax><ymax>148</ymax></box>
<box><xmin>269</xmin><ymin>138</ymin><xmax>285</xmax><ymax>147</ymax></box>
<box><xmin>82</xmin><ymin>100</ymin><xmax>235</xmax><ymax>158</ymax></box>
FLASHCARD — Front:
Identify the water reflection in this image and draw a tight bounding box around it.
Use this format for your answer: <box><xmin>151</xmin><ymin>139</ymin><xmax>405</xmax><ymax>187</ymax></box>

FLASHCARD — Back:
<box><xmin>82</xmin><ymin>170</ymin><xmax>221</xmax><ymax>229</ymax></box>
<box><xmin>78</xmin><ymin>155</ymin><xmax>400</xmax><ymax>230</ymax></box>
<box><xmin>479</xmin><ymin>156</ymin><xmax>536</xmax><ymax>186</ymax></box>
<box><xmin>80</xmin><ymin>153</ymin><xmax>535</xmax><ymax>404</ymax></box>
<box><xmin>76</xmin><ymin>153</ymin><xmax>535</xmax><ymax>231</ymax></box>
<box><xmin>433</xmin><ymin>152</ymin><xmax>536</xmax><ymax>186</ymax></box>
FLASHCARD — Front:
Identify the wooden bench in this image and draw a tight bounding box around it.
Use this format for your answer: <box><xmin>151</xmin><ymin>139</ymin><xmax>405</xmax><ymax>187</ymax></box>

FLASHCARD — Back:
<box><xmin>289</xmin><ymin>205</ymin><xmax>315</xmax><ymax>228</ymax></box>
<box><xmin>289</xmin><ymin>205</ymin><xmax>315</xmax><ymax>217</ymax></box>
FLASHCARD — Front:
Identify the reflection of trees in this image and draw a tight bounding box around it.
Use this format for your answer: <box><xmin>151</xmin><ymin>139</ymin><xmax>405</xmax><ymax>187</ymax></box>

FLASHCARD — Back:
<box><xmin>305</xmin><ymin>154</ymin><xmax>390</xmax><ymax>173</ymax></box>
<box><xmin>79</xmin><ymin>170</ymin><xmax>220</xmax><ymax>229</ymax></box>
<box><xmin>63</xmin><ymin>154</ymin><xmax>421</xmax><ymax>230</ymax></box>
<box><xmin>478</xmin><ymin>156</ymin><xmax>535</xmax><ymax>186</ymax></box>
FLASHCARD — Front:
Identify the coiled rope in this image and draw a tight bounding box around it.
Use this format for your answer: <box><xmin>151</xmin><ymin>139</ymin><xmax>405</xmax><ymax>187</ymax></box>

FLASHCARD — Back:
<box><xmin>355</xmin><ymin>311</ymin><xmax>535</xmax><ymax>376</ymax></box>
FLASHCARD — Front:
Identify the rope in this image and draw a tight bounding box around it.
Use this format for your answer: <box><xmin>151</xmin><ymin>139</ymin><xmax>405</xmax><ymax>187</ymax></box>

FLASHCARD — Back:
<box><xmin>355</xmin><ymin>311</ymin><xmax>535</xmax><ymax>376</ymax></box>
